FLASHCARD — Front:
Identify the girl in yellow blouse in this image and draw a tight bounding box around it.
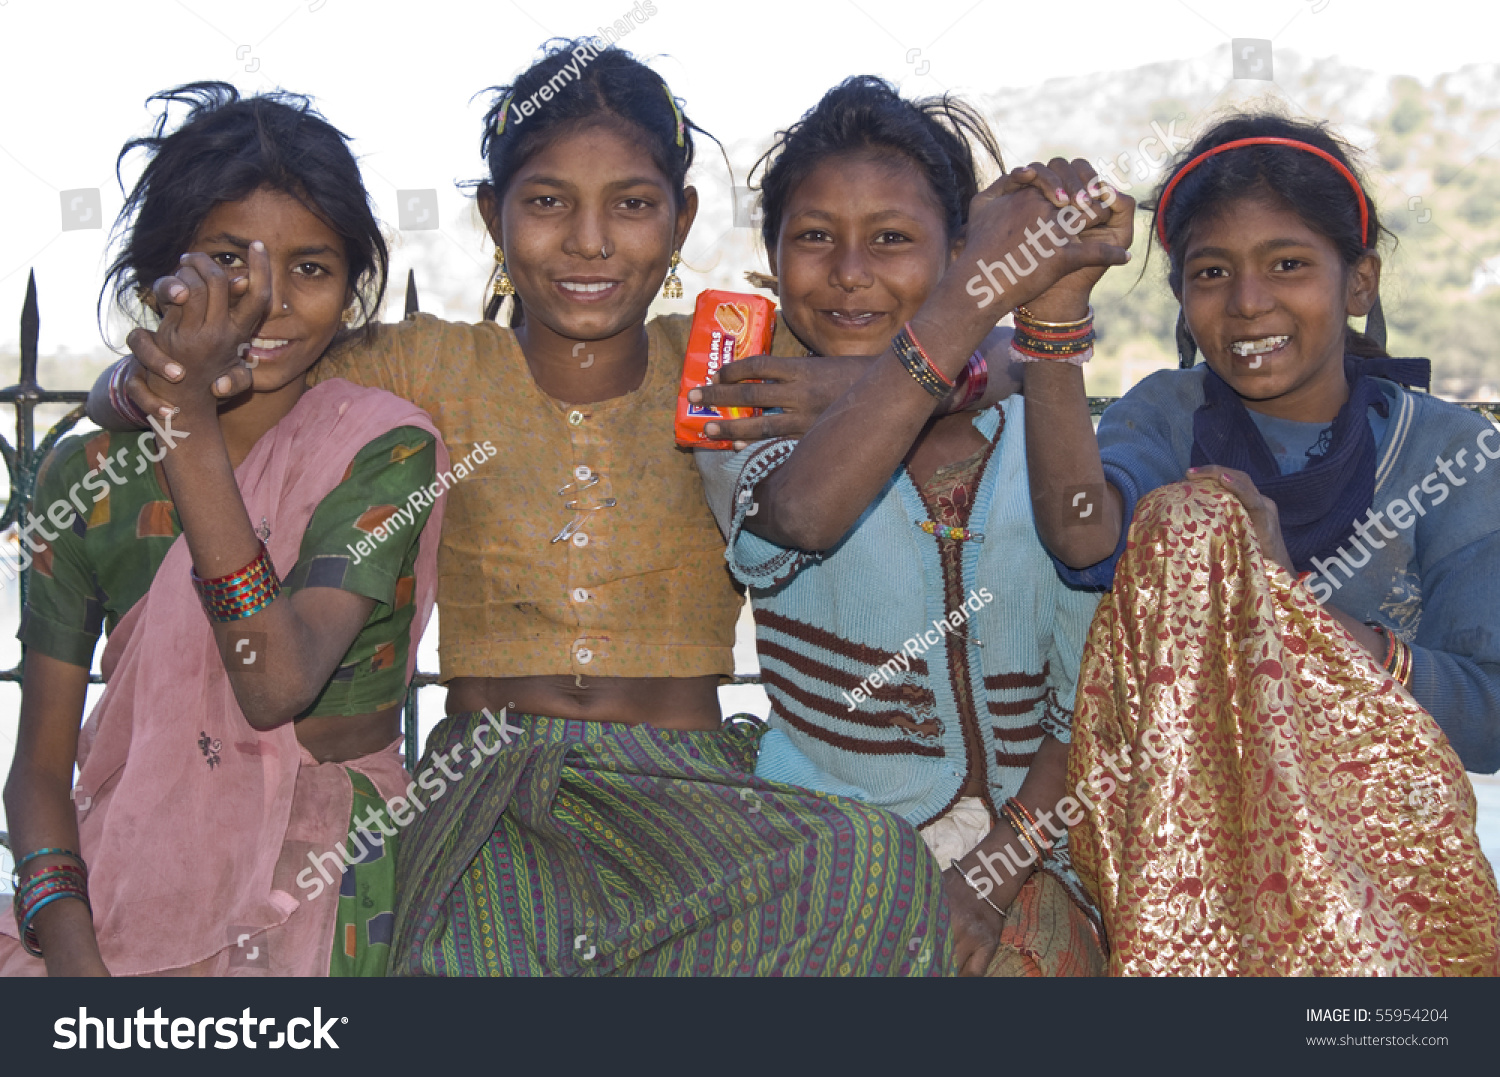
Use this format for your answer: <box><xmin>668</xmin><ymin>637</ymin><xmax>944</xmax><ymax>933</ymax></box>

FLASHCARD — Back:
<box><xmin>96</xmin><ymin>40</ymin><xmax>951</xmax><ymax>976</ymax></box>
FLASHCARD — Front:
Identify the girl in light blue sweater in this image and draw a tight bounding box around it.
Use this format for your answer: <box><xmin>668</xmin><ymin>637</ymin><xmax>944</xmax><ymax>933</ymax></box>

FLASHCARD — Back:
<box><xmin>697</xmin><ymin>78</ymin><xmax>1133</xmax><ymax>976</ymax></box>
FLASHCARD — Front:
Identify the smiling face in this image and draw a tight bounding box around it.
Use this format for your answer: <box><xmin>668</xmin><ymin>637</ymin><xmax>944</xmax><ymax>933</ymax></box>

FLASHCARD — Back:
<box><xmin>487</xmin><ymin>122</ymin><xmax>693</xmax><ymax>343</ymax></box>
<box><xmin>1178</xmin><ymin>192</ymin><xmax>1379</xmax><ymax>420</ymax></box>
<box><xmin>189</xmin><ymin>185</ymin><xmax>352</xmax><ymax>391</ymax></box>
<box><xmin>770</xmin><ymin>152</ymin><xmax>957</xmax><ymax>357</ymax></box>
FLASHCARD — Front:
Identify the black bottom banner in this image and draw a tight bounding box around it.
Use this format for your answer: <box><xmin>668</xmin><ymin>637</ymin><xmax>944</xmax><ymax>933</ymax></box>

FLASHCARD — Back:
<box><xmin>0</xmin><ymin>975</ymin><xmax>1491</xmax><ymax>1073</ymax></box>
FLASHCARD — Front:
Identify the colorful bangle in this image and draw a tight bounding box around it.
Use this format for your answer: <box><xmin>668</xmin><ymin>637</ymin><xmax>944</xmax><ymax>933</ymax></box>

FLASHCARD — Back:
<box><xmin>949</xmin><ymin>351</ymin><xmax>989</xmax><ymax>411</ymax></box>
<box><xmin>1011</xmin><ymin>305</ymin><xmax>1096</xmax><ymax>365</ymax></box>
<box><xmin>14</xmin><ymin>859</ymin><xmax>90</xmax><ymax>958</ymax></box>
<box><xmin>108</xmin><ymin>360</ymin><xmax>150</xmax><ymax>428</ymax></box>
<box><xmin>999</xmin><ymin>801</ymin><xmax>1046</xmax><ymax>863</ymax></box>
<box><xmin>12</xmin><ymin>847</ymin><xmax>86</xmax><ymax>885</ymax></box>
<box><xmin>1010</xmin><ymin>326</ymin><xmax>1096</xmax><ymax>363</ymax></box>
<box><xmin>1014</xmin><ymin>305</ymin><xmax>1094</xmax><ymax>330</ymax></box>
<box><xmin>191</xmin><ymin>542</ymin><xmax>281</xmax><ymax>622</ymax></box>
<box><xmin>1366</xmin><ymin>623</ymin><xmax>1414</xmax><ymax>689</ymax></box>
<box><xmin>892</xmin><ymin>323</ymin><xmax>955</xmax><ymax>399</ymax></box>
<box><xmin>1004</xmin><ymin>797</ymin><xmax>1055</xmax><ymax>856</ymax></box>
<box><xmin>14</xmin><ymin>865</ymin><xmax>86</xmax><ymax>892</ymax></box>
<box><xmin>18</xmin><ymin>885</ymin><xmax>90</xmax><ymax>958</ymax></box>
<box><xmin>1387</xmin><ymin>635</ymin><xmax>1414</xmax><ymax>688</ymax></box>
<box><xmin>1002</xmin><ymin>798</ymin><xmax>1055</xmax><ymax>862</ymax></box>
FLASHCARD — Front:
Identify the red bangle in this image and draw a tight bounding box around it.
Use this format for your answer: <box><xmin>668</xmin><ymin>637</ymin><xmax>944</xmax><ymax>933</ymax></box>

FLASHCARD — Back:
<box><xmin>192</xmin><ymin>542</ymin><xmax>281</xmax><ymax>622</ymax></box>
<box><xmin>956</xmin><ymin>351</ymin><xmax>989</xmax><ymax>410</ymax></box>
<box><xmin>1005</xmin><ymin>797</ymin><xmax>1053</xmax><ymax>853</ymax></box>
<box><xmin>109</xmin><ymin>360</ymin><xmax>150</xmax><ymax>428</ymax></box>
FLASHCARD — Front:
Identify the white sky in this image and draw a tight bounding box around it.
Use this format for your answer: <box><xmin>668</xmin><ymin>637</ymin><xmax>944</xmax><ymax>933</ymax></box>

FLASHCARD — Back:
<box><xmin>1</xmin><ymin>0</ymin><xmax>1497</xmax><ymax>354</ymax></box>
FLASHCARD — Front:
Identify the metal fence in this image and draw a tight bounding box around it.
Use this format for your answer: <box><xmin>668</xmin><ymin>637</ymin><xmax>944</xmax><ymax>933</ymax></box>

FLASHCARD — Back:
<box><xmin>2</xmin><ymin>269</ymin><xmax>1498</xmax><ymax>786</ymax></box>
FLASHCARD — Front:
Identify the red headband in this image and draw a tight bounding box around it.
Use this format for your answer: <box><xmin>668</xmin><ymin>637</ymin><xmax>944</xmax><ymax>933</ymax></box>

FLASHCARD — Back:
<box><xmin>1155</xmin><ymin>136</ymin><xmax>1371</xmax><ymax>252</ymax></box>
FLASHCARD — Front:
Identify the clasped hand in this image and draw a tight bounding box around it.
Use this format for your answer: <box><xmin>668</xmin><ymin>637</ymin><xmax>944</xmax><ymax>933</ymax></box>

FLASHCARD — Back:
<box><xmin>124</xmin><ymin>244</ymin><xmax>271</xmax><ymax>419</ymax></box>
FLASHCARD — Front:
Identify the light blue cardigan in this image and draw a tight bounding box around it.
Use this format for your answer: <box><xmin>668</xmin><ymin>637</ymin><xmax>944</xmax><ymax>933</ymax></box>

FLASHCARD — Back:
<box><xmin>697</xmin><ymin>397</ymin><xmax>1101</xmax><ymax>901</ymax></box>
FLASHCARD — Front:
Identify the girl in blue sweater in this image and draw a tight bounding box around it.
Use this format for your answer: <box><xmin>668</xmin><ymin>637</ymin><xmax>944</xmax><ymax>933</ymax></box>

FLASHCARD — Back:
<box><xmin>1021</xmin><ymin>112</ymin><xmax>1500</xmax><ymax>975</ymax></box>
<box><xmin>697</xmin><ymin>78</ymin><xmax>1131</xmax><ymax>976</ymax></box>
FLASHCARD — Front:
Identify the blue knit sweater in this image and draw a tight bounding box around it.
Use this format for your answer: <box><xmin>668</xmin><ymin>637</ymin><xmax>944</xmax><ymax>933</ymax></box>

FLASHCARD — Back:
<box><xmin>1063</xmin><ymin>366</ymin><xmax>1500</xmax><ymax>774</ymax></box>
<box><xmin>697</xmin><ymin>398</ymin><xmax>1101</xmax><ymax>899</ymax></box>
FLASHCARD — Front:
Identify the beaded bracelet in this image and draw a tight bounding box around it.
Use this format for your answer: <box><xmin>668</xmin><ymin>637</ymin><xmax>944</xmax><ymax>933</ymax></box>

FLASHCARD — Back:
<box><xmin>192</xmin><ymin>542</ymin><xmax>281</xmax><ymax>622</ymax></box>
<box><xmin>892</xmin><ymin>323</ymin><xmax>955</xmax><ymax>398</ymax></box>
<box><xmin>108</xmin><ymin>360</ymin><xmax>150</xmax><ymax>428</ymax></box>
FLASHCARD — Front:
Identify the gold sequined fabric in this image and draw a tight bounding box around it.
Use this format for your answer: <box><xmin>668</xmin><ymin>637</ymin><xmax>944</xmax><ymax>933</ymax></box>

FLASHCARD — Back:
<box><xmin>1068</xmin><ymin>481</ymin><xmax>1500</xmax><ymax>976</ymax></box>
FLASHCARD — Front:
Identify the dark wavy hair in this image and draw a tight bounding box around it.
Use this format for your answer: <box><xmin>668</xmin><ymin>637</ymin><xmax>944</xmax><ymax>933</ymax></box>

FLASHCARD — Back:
<box><xmin>1149</xmin><ymin>111</ymin><xmax>1391</xmax><ymax>361</ymax></box>
<box><xmin>750</xmin><ymin>75</ymin><xmax>1003</xmax><ymax>256</ymax></box>
<box><xmin>476</xmin><ymin>38</ymin><xmax>710</xmax><ymax>323</ymax></box>
<box><xmin>104</xmin><ymin>81</ymin><xmax>387</xmax><ymax>345</ymax></box>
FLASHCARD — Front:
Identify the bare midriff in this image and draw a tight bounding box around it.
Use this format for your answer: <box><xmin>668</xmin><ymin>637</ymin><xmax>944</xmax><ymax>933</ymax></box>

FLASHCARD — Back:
<box><xmin>446</xmin><ymin>674</ymin><xmax>723</xmax><ymax>730</ymax></box>
<box><xmin>293</xmin><ymin>704</ymin><xmax>403</xmax><ymax>763</ymax></box>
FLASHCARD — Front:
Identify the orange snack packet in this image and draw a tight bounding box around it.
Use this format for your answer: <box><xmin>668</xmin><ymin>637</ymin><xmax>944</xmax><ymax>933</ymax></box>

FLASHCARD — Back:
<box><xmin>674</xmin><ymin>290</ymin><xmax>777</xmax><ymax>449</ymax></box>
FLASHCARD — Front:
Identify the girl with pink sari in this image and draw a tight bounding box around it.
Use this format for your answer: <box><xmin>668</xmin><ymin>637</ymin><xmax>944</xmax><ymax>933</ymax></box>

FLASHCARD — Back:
<box><xmin>1</xmin><ymin>83</ymin><xmax>445</xmax><ymax>976</ymax></box>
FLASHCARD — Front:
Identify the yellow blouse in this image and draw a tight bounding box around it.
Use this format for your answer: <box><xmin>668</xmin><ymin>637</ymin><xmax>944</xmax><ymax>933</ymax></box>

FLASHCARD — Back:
<box><xmin>312</xmin><ymin>314</ymin><xmax>738</xmax><ymax>682</ymax></box>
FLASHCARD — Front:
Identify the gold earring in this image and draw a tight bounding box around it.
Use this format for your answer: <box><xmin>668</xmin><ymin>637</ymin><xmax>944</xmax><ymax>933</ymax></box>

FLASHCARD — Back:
<box><xmin>662</xmin><ymin>250</ymin><xmax>683</xmax><ymax>299</ymax></box>
<box><xmin>492</xmin><ymin>248</ymin><xmax>514</xmax><ymax>298</ymax></box>
<box><xmin>341</xmin><ymin>306</ymin><xmax>357</xmax><ymax>327</ymax></box>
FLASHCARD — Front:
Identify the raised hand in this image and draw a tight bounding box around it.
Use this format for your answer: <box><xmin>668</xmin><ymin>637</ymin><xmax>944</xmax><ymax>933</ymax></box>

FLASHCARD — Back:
<box><xmin>1000</xmin><ymin>159</ymin><xmax>1136</xmax><ymax>319</ymax></box>
<box><xmin>957</xmin><ymin>168</ymin><xmax>1131</xmax><ymax>318</ymax></box>
<box><xmin>124</xmin><ymin>245</ymin><xmax>268</xmax><ymax>420</ymax></box>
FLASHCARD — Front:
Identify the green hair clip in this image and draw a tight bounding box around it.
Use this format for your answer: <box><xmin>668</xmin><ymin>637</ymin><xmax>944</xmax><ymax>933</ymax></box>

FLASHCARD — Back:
<box><xmin>494</xmin><ymin>92</ymin><xmax>516</xmax><ymax>138</ymax></box>
<box><xmin>662</xmin><ymin>83</ymin><xmax>685</xmax><ymax>148</ymax></box>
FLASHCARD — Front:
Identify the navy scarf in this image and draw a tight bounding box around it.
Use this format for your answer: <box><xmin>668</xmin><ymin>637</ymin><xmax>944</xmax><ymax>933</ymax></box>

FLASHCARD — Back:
<box><xmin>1189</xmin><ymin>356</ymin><xmax>1431</xmax><ymax>573</ymax></box>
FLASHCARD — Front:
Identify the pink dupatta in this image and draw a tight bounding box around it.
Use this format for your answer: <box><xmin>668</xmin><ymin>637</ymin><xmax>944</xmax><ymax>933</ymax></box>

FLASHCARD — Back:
<box><xmin>0</xmin><ymin>379</ymin><xmax>446</xmax><ymax>976</ymax></box>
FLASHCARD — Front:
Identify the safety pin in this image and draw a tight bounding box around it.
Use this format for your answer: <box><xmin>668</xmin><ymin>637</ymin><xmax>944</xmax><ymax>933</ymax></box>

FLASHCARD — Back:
<box><xmin>556</xmin><ymin>474</ymin><xmax>602</xmax><ymax>498</ymax></box>
<box><xmin>551</xmin><ymin>499</ymin><xmax>617</xmax><ymax>544</ymax></box>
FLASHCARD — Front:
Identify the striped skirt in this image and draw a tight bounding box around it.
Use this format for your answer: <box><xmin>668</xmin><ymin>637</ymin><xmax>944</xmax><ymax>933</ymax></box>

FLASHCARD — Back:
<box><xmin>390</xmin><ymin>712</ymin><xmax>950</xmax><ymax>976</ymax></box>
